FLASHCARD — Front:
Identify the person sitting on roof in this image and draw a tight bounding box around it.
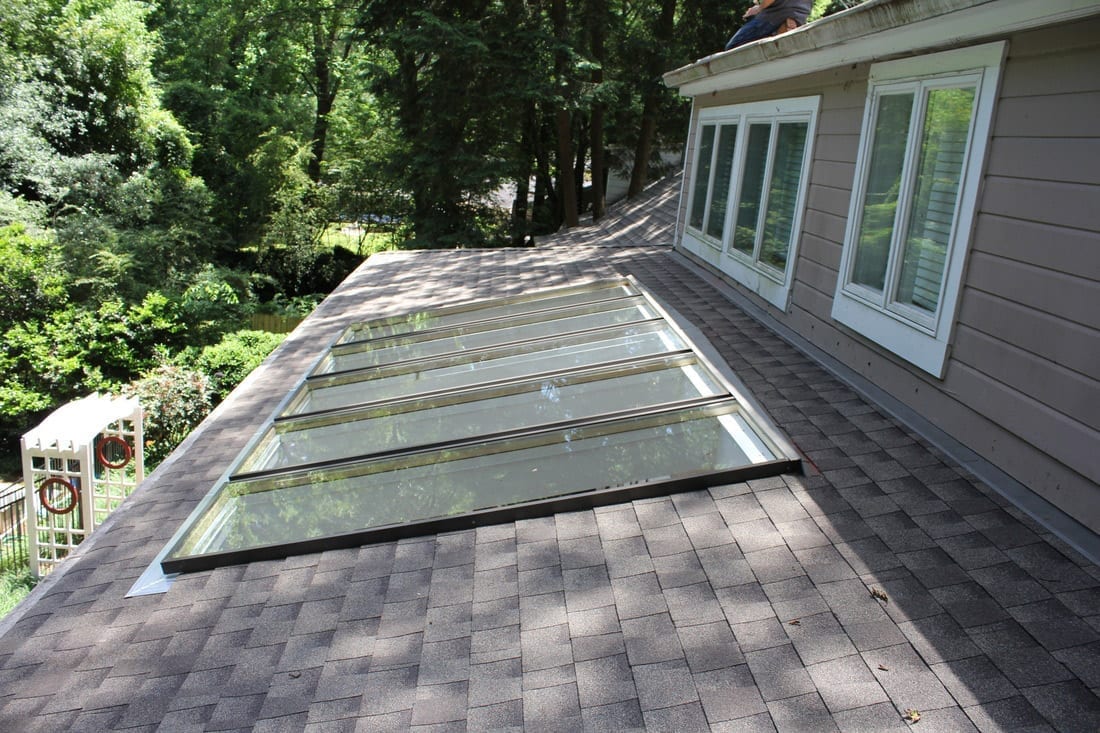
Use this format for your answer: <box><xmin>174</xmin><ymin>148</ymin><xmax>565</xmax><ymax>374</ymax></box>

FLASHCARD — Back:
<box><xmin>724</xmin><ymin>0</ymin><xmax>811</xmax><ymax>51</ymax></box>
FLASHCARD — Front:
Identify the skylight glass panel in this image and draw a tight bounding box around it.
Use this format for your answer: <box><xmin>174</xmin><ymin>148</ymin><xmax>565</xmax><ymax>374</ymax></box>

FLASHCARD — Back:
<box><xmin>239</xmin><ymin>356</ymin><xmax>725</xmax><ymax>474</ymax></box>
<box><xmin>338</xmin><ymin>279</ymin><xmax>639</xmax><ymax>343</ymax></box>
<box><xmin>315</xmin><ymin>297</ymin><xmax>660</xmax><ymax>375</ymax></box>
<box><xmin>160</xmin><ymin>279</ymin><xmax>800</xmax><ymax>573</ymax></box>
<box><xmin>166</xmin><ymin>402</ymin><xmax>776</xmax><ymax>566</ymax></box>
<box><xmin>288</xmin><ymin>322</ymin><xmax>688</xmax><ymax>415</ymax></box>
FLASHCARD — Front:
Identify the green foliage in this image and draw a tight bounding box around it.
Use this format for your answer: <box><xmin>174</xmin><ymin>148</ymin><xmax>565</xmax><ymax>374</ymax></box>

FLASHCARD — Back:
<box><xmin>127</xmin><ymin>364</ymin><xmax>212</xmax><ymax>466</ymax></box>
<box><xmin>179</xmin><ymin>265</ymin><xmax>252</xmax><ymax>343</ymax></box>
<box><xmin>0</xmin><ymin>224</ymin><xmax>66</xmax><ymax>325</ymax></box>
<box><xmin>187</xmin><ymin>330</ymin><xmax>285</xmax><ymax>403</ymax></box>
<box><xmin>0</xmin><ymin>569</ymin><xmax>36</xmax><ymax>619</ymax></box>
<box><xmin>0</xmin><ymin>0</ymin><xmax>804</xmax><ymax>472</ymax></box>
<box><xmin>0</xmin><ymin>292</ymin><xmax>191</xmax><ymax>454</ymax></box>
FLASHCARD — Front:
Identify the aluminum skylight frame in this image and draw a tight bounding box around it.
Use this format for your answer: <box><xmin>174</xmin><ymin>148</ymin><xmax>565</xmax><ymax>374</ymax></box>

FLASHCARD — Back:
<box><xmin>157</xmin><ymin>277</ymin><xmax>801</xmax><ymax>574</ymax></box>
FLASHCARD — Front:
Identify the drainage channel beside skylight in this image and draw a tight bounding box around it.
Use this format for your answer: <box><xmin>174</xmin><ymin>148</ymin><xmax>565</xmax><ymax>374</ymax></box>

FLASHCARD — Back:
<box><xmin>158</xmin><ymin>278</ymin><xmax>800</xmax><ymax>574</ymax></box>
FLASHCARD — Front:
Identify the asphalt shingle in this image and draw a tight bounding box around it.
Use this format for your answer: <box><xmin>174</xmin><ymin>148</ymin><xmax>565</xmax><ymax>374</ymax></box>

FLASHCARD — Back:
<box><xmin>0</xmin><ymin>174</ymin><xmax>1097</xmax><ymax>731</ymax></box>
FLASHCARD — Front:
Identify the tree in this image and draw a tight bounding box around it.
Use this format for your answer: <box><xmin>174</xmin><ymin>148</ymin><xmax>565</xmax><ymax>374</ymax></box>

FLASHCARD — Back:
<box><xmin>627</xmin><ymin>0</ymin><xmax>678</xmax><ymax>197</ymax></box>
<box><xmin>360</xmin><ymin>0</ymin><xmax>545</xmax><ymax>247</ymax></box>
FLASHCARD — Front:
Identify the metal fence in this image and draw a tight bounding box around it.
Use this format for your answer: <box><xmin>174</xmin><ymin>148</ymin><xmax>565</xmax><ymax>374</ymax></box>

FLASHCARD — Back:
<box><xmin>0</xmin><ymin>483</ymin><xmax>27</xmax><ymax>571</ymax></box>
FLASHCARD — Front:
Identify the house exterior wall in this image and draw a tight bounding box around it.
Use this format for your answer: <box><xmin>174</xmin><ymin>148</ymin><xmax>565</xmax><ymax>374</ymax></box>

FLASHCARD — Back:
<box><xmin>675</xmin><ymin>20</ymin><xmax>1100</xmax><ymax>534</ymax></box>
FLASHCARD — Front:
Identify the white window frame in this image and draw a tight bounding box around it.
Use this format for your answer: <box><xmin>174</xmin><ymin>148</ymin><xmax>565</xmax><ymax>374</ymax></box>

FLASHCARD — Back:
<box><xmin>682</xmin><ymin>96</ymin><xmax>819</xmax><ymax>311</ymax></box>
<box><xmin>832</xmin><ymin>43</ymin><xmax>1006</xmax><ymax>378</ymax></box>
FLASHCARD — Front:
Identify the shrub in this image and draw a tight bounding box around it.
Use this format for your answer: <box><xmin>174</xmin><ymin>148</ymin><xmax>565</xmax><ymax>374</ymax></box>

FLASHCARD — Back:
<box><xmin>188</xmin><ymin>330</ymin><xmax>284</xmax><ymax>403</ymax></box>
<box><xmin>0</xmin><ymin>570</ymin><xmax>36</xmax><ymax>619</ymax></box>
<box><xmin>127</xmin><ymin>364</ymin><xmax>211</xmax><ymax>466</ymax></box>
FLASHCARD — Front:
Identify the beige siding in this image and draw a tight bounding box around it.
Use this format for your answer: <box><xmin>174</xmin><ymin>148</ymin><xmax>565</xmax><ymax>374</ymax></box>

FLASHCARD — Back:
<box><xmin>971</xmin><ymin>214</ymin><xmax>1100</xmax><ymax>279</ymax></box>
<box><xmin>677</xmin><ymin>19</ymin><xmax>1100</xmax><ymax>533</ymax></box>
<box><xmin>943</xmin><ymin>21</ymin><xmax>1100</xmax><ymax>525</ymax></box>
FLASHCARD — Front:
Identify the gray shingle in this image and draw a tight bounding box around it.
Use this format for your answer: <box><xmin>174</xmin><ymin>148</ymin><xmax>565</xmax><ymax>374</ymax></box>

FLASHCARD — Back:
<box><xmin>732</xmin><ymin>617</ymin><xmax>789</xmax><ymax>653</ymax></box>
<box><xmin>807</xmin><ymin>654</ymin><xmax>889</xmax><ymax>713</ymax></box>
<box><xmin>603</xmin><ymin>536</ymin><xmax>657</xmax><ymax>579</ymax></box>
<box><xmin>745</xmin><ymin>644</ymin><xmax>815</xmax><ymax>702</ymax></box>
<box><xmin>571</xmin><ymin>631</ymin><xmax>627</xmax><ymax>663</ymax></box>
<box><xmin>962</xmin><ymin>695</ymin><xmax>1055</xmax><ymax>732</ymax></box>
<box><xmin>652</xmin><ymin>551</ymin><xmax>707</xmax><ymax>589</ymax></box>
<box><xmin>774</xmin><ymin>518</ymin><xmax>831</xmax><ymax>551</ymax></box>
<box><xmin>3</xmin><ymin>189</ymin><xmax>1100</xmax><ymax>732</ymax></box>
<box><xmin>641</xmin><ymin>701</ymin><xmax>711</xmax><ymax>733</ymax></box>
<box><xmin>862</xmin><ymin>643</ymin><xmax>961</xmax><ymax>712</ymax></box>
<box><xmin>519</xmin><ymin>590</ymin><xmax>568</xmax><ymax>630</ymax></box>
<box><xmin>575</xmin><ymin>654</ymin><xmax>636</xmax><ymax>708</ymax></box>
<box><xmin>520</xmin><ymin>624</ymin><xmax>573</xmax><ymax>673</ymax></box>
<box><xmin>930</xmin><ymin>654</ymin><xmax>1018</xmax><ymax>707</ymax></box>
<box><xmin>762</xmin><ymin>575</ymin><xmax>830</xmax><ymax>622</ymax></box>
<box><xmin>622</xmin><ymin>613</ymin><xmax>684</xmax><ymax>665</ymax></box>
<box><xmin>523</xmin><ymin>683</ymin><xmax>582</xmax><ymax>729</ymax></box>
<box><xmin>897</xmin><ymin>613</ymin><xmax>980</xmax><ymax>665</ymax></box>
<box><xmin>467</xmin><ymin>658</ymin><xmax>521</xmax><ymax>708</ymax></box>
<box><xmin>766</xmin><ymin>692</ymin><xmax>839</xmax><ymax>732</ymax></box>
<box><xmin>612</xmin><ymin>573</ymin><xmax>669</xmax><ymax>620</ymax></box>
<box><xmin>785</xmin><ymin>612</ymin><xmax>858</xmax><ymax>666</ymax></box>
<box><xmin>671</xmin><ymin>489</ymin><xmax>719</xmax><ymax>518</ymax></box>
<box><xmin>467</xmin><ymin>699</ymin><xmax>523</xmax><ymax>731</ymax></box>
<box><xmin>580</xmin><ymin>699</ymin><xmax>645</xmax><ymax>731</ymax></box>
<box><xmin>632</xmin><ymin>659</ymin><xmax>699</xmax><ymax>711</ymax></box>
<box><xmin>595</xmin><ymin>507</ymin><xmax>643</xmax><ymax>542</ymax></box>
<box><xmin>424</xmin><ymin>603</ymin><xmax>472</xmax><ymax>644</ymax></box>
<box><xmin>641</xmin><ymin>523</ymin><xmax>694</xmax><ymax>558</ymax></box>
<box><xmin>1007</xmin><ymin>598</ymin><xmax>1100</xmax><ymax>652</ymax></box>
<box><xmin>681</xmin><ymin>512</ymin><xmax>736</xmax><ymax>551</ymax></box>
<box><xmin>968</xmin><ymin>619</ymin><xmax>1076</xmax><ymax>688</ymax></box>
<box><xmin>694</xmin><ymin>664</ymin><xmax>767</xmax><ymax>722</ymax></box>
<box><xmin>567</xmin><ymin>605</ymin><xmax>619</xmax><ymax>639</ymax></box>
<box><xmin>832</xmin><ymin>701</ymin><xmax>909</xmax><ymax>732</ymax></box>
<box><xmin>697</xmin><ymin>544</ymin><xmax>753</xmax><ymax>589</ymax></box>
<box><xmin>563</xmin><ymin>565</ymin><xmax>614</xmax><ymax>613</ymax></box>
<box><xmin>664</xmin><ymin>581</ymin><xmax>725</xmax><ymax>628</ymax></box>
<box><xmin>678</xmin><ymin>620</ymin><xmax>744</xmax><ymax>673</ymax></box>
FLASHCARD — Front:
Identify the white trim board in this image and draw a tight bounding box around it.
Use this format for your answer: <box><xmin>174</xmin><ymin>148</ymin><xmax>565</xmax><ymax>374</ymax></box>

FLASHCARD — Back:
<box><xmin>664</xmin><ymin>0</ymin><xmax>1099</xmax><ymax>97</ymax></box>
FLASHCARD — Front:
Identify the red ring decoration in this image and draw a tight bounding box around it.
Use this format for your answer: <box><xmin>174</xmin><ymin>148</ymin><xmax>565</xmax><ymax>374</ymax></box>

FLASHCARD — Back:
<box><xmin>38</xmin><ymin>477</ymin><xmax>79</xmax><ymax>516</ymax></box>
<box><xmin>97</xmin><ymin>435</ymin><xmax>132</xmax><ymax>469</ymax></box>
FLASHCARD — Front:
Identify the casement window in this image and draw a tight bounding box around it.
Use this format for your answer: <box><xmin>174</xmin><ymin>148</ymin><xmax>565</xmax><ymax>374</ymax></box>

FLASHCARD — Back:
<box><xmin>683</xmin><ymin>97</ymin><xmax>819</xmax><ymax>310</ymax></box>
<box><xmin>833</xmin><ymin>43</ymin><xmax>1005</xmax><ymax>377</ymax></box>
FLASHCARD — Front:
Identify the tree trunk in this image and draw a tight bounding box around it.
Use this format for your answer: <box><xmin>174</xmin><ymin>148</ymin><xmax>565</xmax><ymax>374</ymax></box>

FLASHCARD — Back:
<box><xmin>589</xmin><ymin>0</ymin><xmax>607</xmax><ymax>220</ymax></box>
<box><xmin>551</xmin><ymin>0</ymin><xmax>579</xmax><ymax>228</ymax></box>
<box><xmin>628</xmin><ymin>0</ymin><xmax>677</xmax><ymax>197</ymax></box>
<box><xmin>512</xmin><ymin>103</ymin><xmax>537</xmax><ymax>244</ymax></box>
<box><xmin>574</xmin><ymin>113</ymin><xmax>588</xmax><ymax>214</ymax></box>
<box><xmin>555</xmin><ymin>110</ymin><xmax>579</xmax><ymax>227</ymax></box>
<box><xmin>307</xmin><ymin>12</ymin><xmax>344</xmax><ymax>182</ymax></box>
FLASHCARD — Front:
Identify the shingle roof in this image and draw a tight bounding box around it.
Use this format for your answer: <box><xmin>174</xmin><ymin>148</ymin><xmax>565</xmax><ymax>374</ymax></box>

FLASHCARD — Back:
<box><xmin>2</xmin><ymin>177</ymin><xmax>1099</xmax><ymax>732</ymax></box>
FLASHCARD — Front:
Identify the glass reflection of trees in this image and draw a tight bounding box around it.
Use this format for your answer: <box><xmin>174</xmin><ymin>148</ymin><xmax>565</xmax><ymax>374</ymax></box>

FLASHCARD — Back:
<box><xmin>199</xmin><ymin>405</ymin><xmax>766</xmax><ymax>556</ymax></box>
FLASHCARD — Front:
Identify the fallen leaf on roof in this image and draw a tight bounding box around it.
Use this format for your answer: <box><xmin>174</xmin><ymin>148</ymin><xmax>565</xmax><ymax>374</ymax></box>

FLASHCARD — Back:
<box><xmin>788</xmin><ymin>618</ymin><xmax>801</xmax><ymax>626</ymax></box>
<box><xmin>869</xmin><ymin>586</ymin><xmax>889</xmax><ymax>603</ymax></box>
<box><xmin>904</xmin><ymin>708</ymin><xmax>921</xmax><ymax>723</ymax></box>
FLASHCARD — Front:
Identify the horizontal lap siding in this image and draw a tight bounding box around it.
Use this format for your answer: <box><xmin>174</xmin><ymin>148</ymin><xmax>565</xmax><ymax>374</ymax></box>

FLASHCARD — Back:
<box><xmin>677</xmin><ymin>21</ymin><xmax>1100</xmax><ymax>534</ymax></box>
<box><xmin>786</xmin><ymin>25</ymin><xmax>1100</xmax><ymax>530</ymax></box>
<box><xmin>947</xmin><ymin>22</ymin><xmax>1100</xmax><ymax>522</ymax></box>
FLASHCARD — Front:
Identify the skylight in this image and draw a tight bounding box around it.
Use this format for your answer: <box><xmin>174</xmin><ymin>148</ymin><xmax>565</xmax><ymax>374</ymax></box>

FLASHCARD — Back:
<box><xmin>159</xmin><ymin>278</ymin><xmax>800</xmax><ymax>573</ymax></box>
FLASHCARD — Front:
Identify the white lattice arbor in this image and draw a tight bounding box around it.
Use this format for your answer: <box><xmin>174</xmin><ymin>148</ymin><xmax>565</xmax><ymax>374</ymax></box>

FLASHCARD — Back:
<box><xmin>21</xmin><ymin>394</ymin><xmax>144</xmax><ymax>576</ymax></box>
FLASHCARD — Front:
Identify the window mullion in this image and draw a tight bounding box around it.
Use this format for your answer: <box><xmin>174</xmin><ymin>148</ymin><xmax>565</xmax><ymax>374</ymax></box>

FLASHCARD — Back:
<box><xmin>721</xmin><ymin>119</ymin><xmax>747</xmax><ymax>252</ymax></box>
<box><xmin>883</xmin><ymin>86</ymin><xmax>926</xmax><ymax>309</ymax></box>
<box><xmin>701</xmin><ymin>129</ymin><xmax>722</xmax><ymax>234</ymax></box>
<box><xmin>752</xmin><ymin>122</ymin><xmax>780</xmax><ymax>263</ymax></box>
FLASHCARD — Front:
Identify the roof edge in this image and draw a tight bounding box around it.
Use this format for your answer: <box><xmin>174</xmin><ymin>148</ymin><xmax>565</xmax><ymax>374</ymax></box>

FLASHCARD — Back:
<box><xmin>663</xmin><ymin>0</ymin><xmax>1100</xmax><ymax>96</ymax></box>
